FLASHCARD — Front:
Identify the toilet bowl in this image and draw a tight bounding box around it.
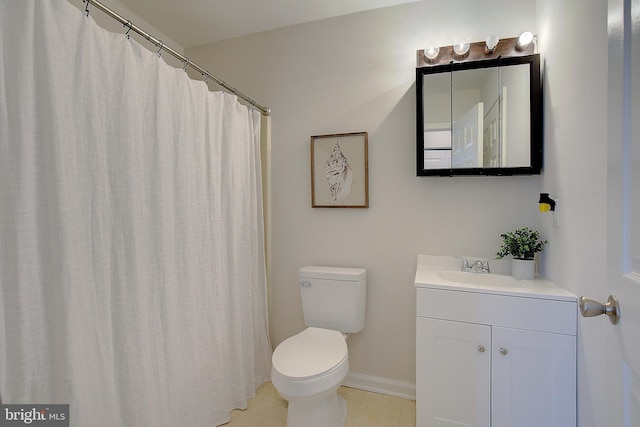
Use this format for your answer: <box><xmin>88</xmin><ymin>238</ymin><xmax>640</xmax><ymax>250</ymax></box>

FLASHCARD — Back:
<box><xmin>271</xmin><ymin>327</ymin><xmax>349</xmax><ymax>427</ymax></box>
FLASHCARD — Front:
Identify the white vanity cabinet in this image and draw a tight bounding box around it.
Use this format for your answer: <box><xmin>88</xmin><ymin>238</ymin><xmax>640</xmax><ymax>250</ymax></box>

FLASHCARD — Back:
<box><xmin>415</xmin><ymin>281</ymin><xmax>577</xmax><ymax>427</ymax></box>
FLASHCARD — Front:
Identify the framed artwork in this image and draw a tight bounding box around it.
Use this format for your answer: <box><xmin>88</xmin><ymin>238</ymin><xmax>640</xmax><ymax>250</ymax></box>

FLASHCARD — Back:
<box><xmin>310</xmin><ymin>132</ymin><xmax>368</xmax><ymax>208</ymax></box>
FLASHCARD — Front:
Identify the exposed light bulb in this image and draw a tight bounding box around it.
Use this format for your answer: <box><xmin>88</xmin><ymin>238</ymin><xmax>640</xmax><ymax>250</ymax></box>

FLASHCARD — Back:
<box><xmin>424</xmin><ymin>44</ymin><xmax>440</xmax><ymax>60</ymax></box>
<box><xmin>485</xmin><ymin>35</ymin><xmax>499</xmax><ymax>53</ymax></box>
<box><xmin>453</xmin><ymin>39</ymin><xmax>470</xmax><ymax>56</ymax></box>
<box><xmin>517</xmin><ymin>31</ymin><xmax>534</xmax><ymax>49</ymax></box>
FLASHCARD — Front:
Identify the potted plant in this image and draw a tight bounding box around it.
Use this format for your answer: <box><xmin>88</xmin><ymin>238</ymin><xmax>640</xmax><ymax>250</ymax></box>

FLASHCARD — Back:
<box><xmin>496</xmin><ymin>227</ymin><xmax>548</xmax><ymax>280</ymax></box>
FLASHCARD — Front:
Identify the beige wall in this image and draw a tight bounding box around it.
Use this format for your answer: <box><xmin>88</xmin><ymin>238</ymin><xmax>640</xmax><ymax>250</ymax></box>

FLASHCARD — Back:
<box><xmin>535</xmin><ymin>1</ymin><xmax>609</xmax><ymax>426</ymax></box>
<box><xmin>187</xmin><ymin>0</ymin><xmax>541</xmax><ymax>391</ymax></box>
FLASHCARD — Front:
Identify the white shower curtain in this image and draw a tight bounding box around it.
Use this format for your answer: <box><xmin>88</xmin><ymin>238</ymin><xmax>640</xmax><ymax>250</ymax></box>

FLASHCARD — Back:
<box><xmin>0</xmin><ymin>1</ymin><xmax>272</xmax><ymax>426</ymax></box>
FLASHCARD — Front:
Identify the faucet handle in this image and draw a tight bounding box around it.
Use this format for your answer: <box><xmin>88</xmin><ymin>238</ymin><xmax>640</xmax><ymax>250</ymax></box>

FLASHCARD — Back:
<box><xmin>481</xmin><ymin>260</ymin><xmax>490</xmax><ymax>274</ymax></box>
<box><xmin>454</xmin><ymin>256</ymin><xmax>471</xmax><ymax>272</ymax></box>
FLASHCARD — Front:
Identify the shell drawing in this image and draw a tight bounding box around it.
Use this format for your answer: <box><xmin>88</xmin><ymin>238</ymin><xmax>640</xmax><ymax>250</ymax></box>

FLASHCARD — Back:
<box><xmin>324</xmin><ymin>142</ymin><xmax>353</xmax><ymax>201</ymax></box>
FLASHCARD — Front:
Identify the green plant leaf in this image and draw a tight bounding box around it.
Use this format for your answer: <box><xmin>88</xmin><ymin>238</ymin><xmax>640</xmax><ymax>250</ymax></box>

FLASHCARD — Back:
<box><xmin>496</xmin><ymin>227</ymin><xmax>548</xmax><ymax>260</ymax></box>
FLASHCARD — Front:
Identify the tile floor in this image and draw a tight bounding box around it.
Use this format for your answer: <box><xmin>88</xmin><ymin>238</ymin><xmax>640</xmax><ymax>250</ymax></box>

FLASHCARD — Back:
<box><xmin>220</xmin><ymin>382</ymin><xmax>416</xmax><ymax>427</ymax></box>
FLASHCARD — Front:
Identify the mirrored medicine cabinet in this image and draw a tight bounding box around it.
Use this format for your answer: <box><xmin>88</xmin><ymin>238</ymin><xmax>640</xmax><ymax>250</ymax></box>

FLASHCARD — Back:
<box><xmin>416</xmin><ymin>54</ymin><xmax>542</xmax><ymax>176</ymax></box>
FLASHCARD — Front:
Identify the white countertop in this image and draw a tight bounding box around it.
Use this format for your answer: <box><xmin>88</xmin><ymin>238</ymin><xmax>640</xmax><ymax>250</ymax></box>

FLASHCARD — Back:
<box><xmin>414</xmin><ymin>254</ymin><xmax>576</xmax><ymax>301</ymax></box>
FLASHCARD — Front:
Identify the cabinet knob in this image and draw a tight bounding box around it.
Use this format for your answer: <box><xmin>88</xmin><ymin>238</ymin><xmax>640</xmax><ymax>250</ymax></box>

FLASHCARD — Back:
<box><xmin>477</xmin><ymin>345</ymin><xmax>485</xmax><ymax>353</ymax></box>
<box><xmin>499</xmin><ymin>347</ymin><xmax>508</xmax><ymax>356</ymax></box>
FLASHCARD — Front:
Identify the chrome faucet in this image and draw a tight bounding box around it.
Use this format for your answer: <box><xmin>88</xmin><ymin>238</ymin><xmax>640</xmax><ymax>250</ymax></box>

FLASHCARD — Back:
<box><xmin>470</xmin><ymin>260</ymin><xmax>490</xmax><ymax>274</ymax></box>
<box><xmin>456</xmin><ymin>257</ymin><xmax>490</xmax><ymax>274</ymax></box>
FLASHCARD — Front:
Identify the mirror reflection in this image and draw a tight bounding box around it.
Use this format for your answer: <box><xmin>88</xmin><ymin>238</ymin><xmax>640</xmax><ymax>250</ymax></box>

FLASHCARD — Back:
<box><xmin>417</xmin><ymin>55</ymin><xmax>541</xmax><ymax>176</ymax></box>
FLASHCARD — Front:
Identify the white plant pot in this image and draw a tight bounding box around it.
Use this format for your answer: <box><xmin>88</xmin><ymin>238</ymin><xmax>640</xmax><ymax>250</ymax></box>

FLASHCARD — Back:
<box><xmin>511</xmin><ymin>258</ymin><xmax>536</xmax><ymax>280</ymax></box>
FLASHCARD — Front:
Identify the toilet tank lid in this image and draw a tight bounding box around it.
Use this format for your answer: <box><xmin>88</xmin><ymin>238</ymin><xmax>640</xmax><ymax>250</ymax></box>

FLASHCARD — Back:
<box><xmin>299</xmin><ymin>266</ymin><xmax>366</xmax><ymax>281</ymax></box>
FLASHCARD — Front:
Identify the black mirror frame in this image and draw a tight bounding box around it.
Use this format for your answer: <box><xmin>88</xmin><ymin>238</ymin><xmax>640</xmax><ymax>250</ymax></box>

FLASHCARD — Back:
<box><xmin>416</xmin><ymin>54</ymin><xmax>542</xmax><ymax>177</ymax></box>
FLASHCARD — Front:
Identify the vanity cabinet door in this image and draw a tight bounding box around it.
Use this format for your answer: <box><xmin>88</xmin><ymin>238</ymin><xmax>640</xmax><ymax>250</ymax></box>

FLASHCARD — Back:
<box><xmin>491</xmin><ymin>326</ymin><xmax>577</xmax><ymax>427</ymax></box>
<box><xmin>416</xmin><ymin>317</ymin><xmax>491</xmax><ymax>427</ymax></box>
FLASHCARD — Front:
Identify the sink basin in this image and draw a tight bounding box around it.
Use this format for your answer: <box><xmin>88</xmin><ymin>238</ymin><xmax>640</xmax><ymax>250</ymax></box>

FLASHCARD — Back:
<box><xmin>437</xmin><ymin>270</ymin><xmax>525</xmax><ymax>287</ymax></box>
<box><xmin>415</xmin><ymin>255</ymin><xmax>576</xmax><ymax>300</ymax></box>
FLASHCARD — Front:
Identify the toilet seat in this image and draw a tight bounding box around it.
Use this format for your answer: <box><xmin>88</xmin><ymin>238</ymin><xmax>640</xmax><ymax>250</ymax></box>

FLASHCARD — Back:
<box><xmin>272</xmin><ymin>327</ymin><xmax>348</xmax><ymax>381</ymax></box>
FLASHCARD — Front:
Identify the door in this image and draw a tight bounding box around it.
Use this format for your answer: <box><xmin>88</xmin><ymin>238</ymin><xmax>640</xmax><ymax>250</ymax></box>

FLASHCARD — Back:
<box><xmin>483</xmin><ymin>87</ymin><xmax>508</xmax><ymax>168</ymax></box>
<box><xmin>590</xmin><ymin>0</ymin><xmax>640</xmax><ymax>425</ymax></box>
<box><xmin>483</xmin><ymin>98</ymin><xmax>500</xmax><ymax>168</ymax></box>
<box><xmin>416</xmin><ymin>317</ymin><xmax>491</xmax><ymax>427</ymax></box>
<box><xmin>491</xmin><ymin>327</ymin><xmax>576</xmax><ymax>427</ymax></box>
<box><xmin>452</xmin><ymin>103</ymin><xmax>483</xmax><ymax>168</ymax></box>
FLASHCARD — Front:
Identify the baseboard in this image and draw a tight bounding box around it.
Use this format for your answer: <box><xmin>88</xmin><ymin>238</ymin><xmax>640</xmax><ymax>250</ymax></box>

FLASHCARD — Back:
<box><xmin>343</xmin><ymin>371</ymin><xmax>416</xmax><ymax>401</ymax></box>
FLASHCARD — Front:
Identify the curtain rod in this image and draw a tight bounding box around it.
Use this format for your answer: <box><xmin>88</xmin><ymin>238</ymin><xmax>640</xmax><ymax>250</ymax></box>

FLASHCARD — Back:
<box><xmin>83</xmin><ymin>0</ymin><xmax>271</xmax><ymax>116</ymax></box>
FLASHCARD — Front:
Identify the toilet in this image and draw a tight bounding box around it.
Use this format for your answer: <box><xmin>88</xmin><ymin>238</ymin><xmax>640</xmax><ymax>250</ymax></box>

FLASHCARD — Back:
<box><xmin>271</xmin><ymin>266</ymin><xmax>367</xmax><ymax>427</ymax></box>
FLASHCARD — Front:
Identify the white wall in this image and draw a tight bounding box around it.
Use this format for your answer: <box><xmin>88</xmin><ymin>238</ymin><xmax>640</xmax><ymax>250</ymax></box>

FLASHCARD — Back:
<box><xmin>188</xmin><ymin>0</ymin><xmax>540</xmax><ymax>390</ymax></box>
<box><xmin>187</xmin><ymin>0</ymin><xmax>541</xmax><ymax>390</ymax></box>
<box><xmin>535</xmin><ymin>0</ymin><xmax>609</xmax><ymax>426</ymax></box>
<box><xmin>501</xmin><ymin>64</ymin><xmax>531</xmax><ymax>165</ymax></box>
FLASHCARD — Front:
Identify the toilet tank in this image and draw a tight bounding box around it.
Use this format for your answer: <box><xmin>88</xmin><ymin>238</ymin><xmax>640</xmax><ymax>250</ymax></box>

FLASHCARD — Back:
<box><xmin>299</xmin><ymin>266</ymin><xmax>367</xmax><ymax>333</ymax></box>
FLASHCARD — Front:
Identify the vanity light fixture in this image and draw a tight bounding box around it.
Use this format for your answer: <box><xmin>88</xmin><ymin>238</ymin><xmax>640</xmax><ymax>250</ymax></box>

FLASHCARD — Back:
<box><xmin>485</xmin><ymin>35</ymin><xmax>500</xmax><ymax>53</ymax></box>
<box><xmin>538</xmin><ymin>193</ymin><xmax>556</xmax><ymax>212</ymax></box>
<box><xmin>416</xmin><ymin>35</ymin><xmax>536</xmax><ymax>68</ymax></box>
<box><xmin>424</xmin><ymin>44</ymin><xmax>440</xmax><ymax>61</ymax></box>
<box><xmin>453</xmin><ymin>39</ymin><xmax>470</xmax><ymax>56</ymax></box>
<box><xmin>517</xmin><ymin>31</ymin><xmax>535</xmax><ymax>50</ymax></box>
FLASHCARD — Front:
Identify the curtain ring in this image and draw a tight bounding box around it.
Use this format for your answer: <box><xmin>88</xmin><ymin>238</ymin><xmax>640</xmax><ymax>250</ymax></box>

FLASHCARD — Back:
<box><xmin>124</xmin><ymin>20</ymin><xmax>132</xmax><ymax>40</ymax></box>
<box><xmin>203</xmin><ymin>71</ymin><xmax>212</xmax><ymax>84</ymax></box>
<box><xmin>156</xmin><ymin>41</ymin><xmax>164</xmax><ymax>57</ymax></box>
<box><xmin>182</xmin><ymin>57</ymin><xmax>190</xmax><ymax>72</ymax></box>
<box><xmin>84</xmin><ymin>0</ymin><xmax>90</xmax><ymax>17</ymax></box>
